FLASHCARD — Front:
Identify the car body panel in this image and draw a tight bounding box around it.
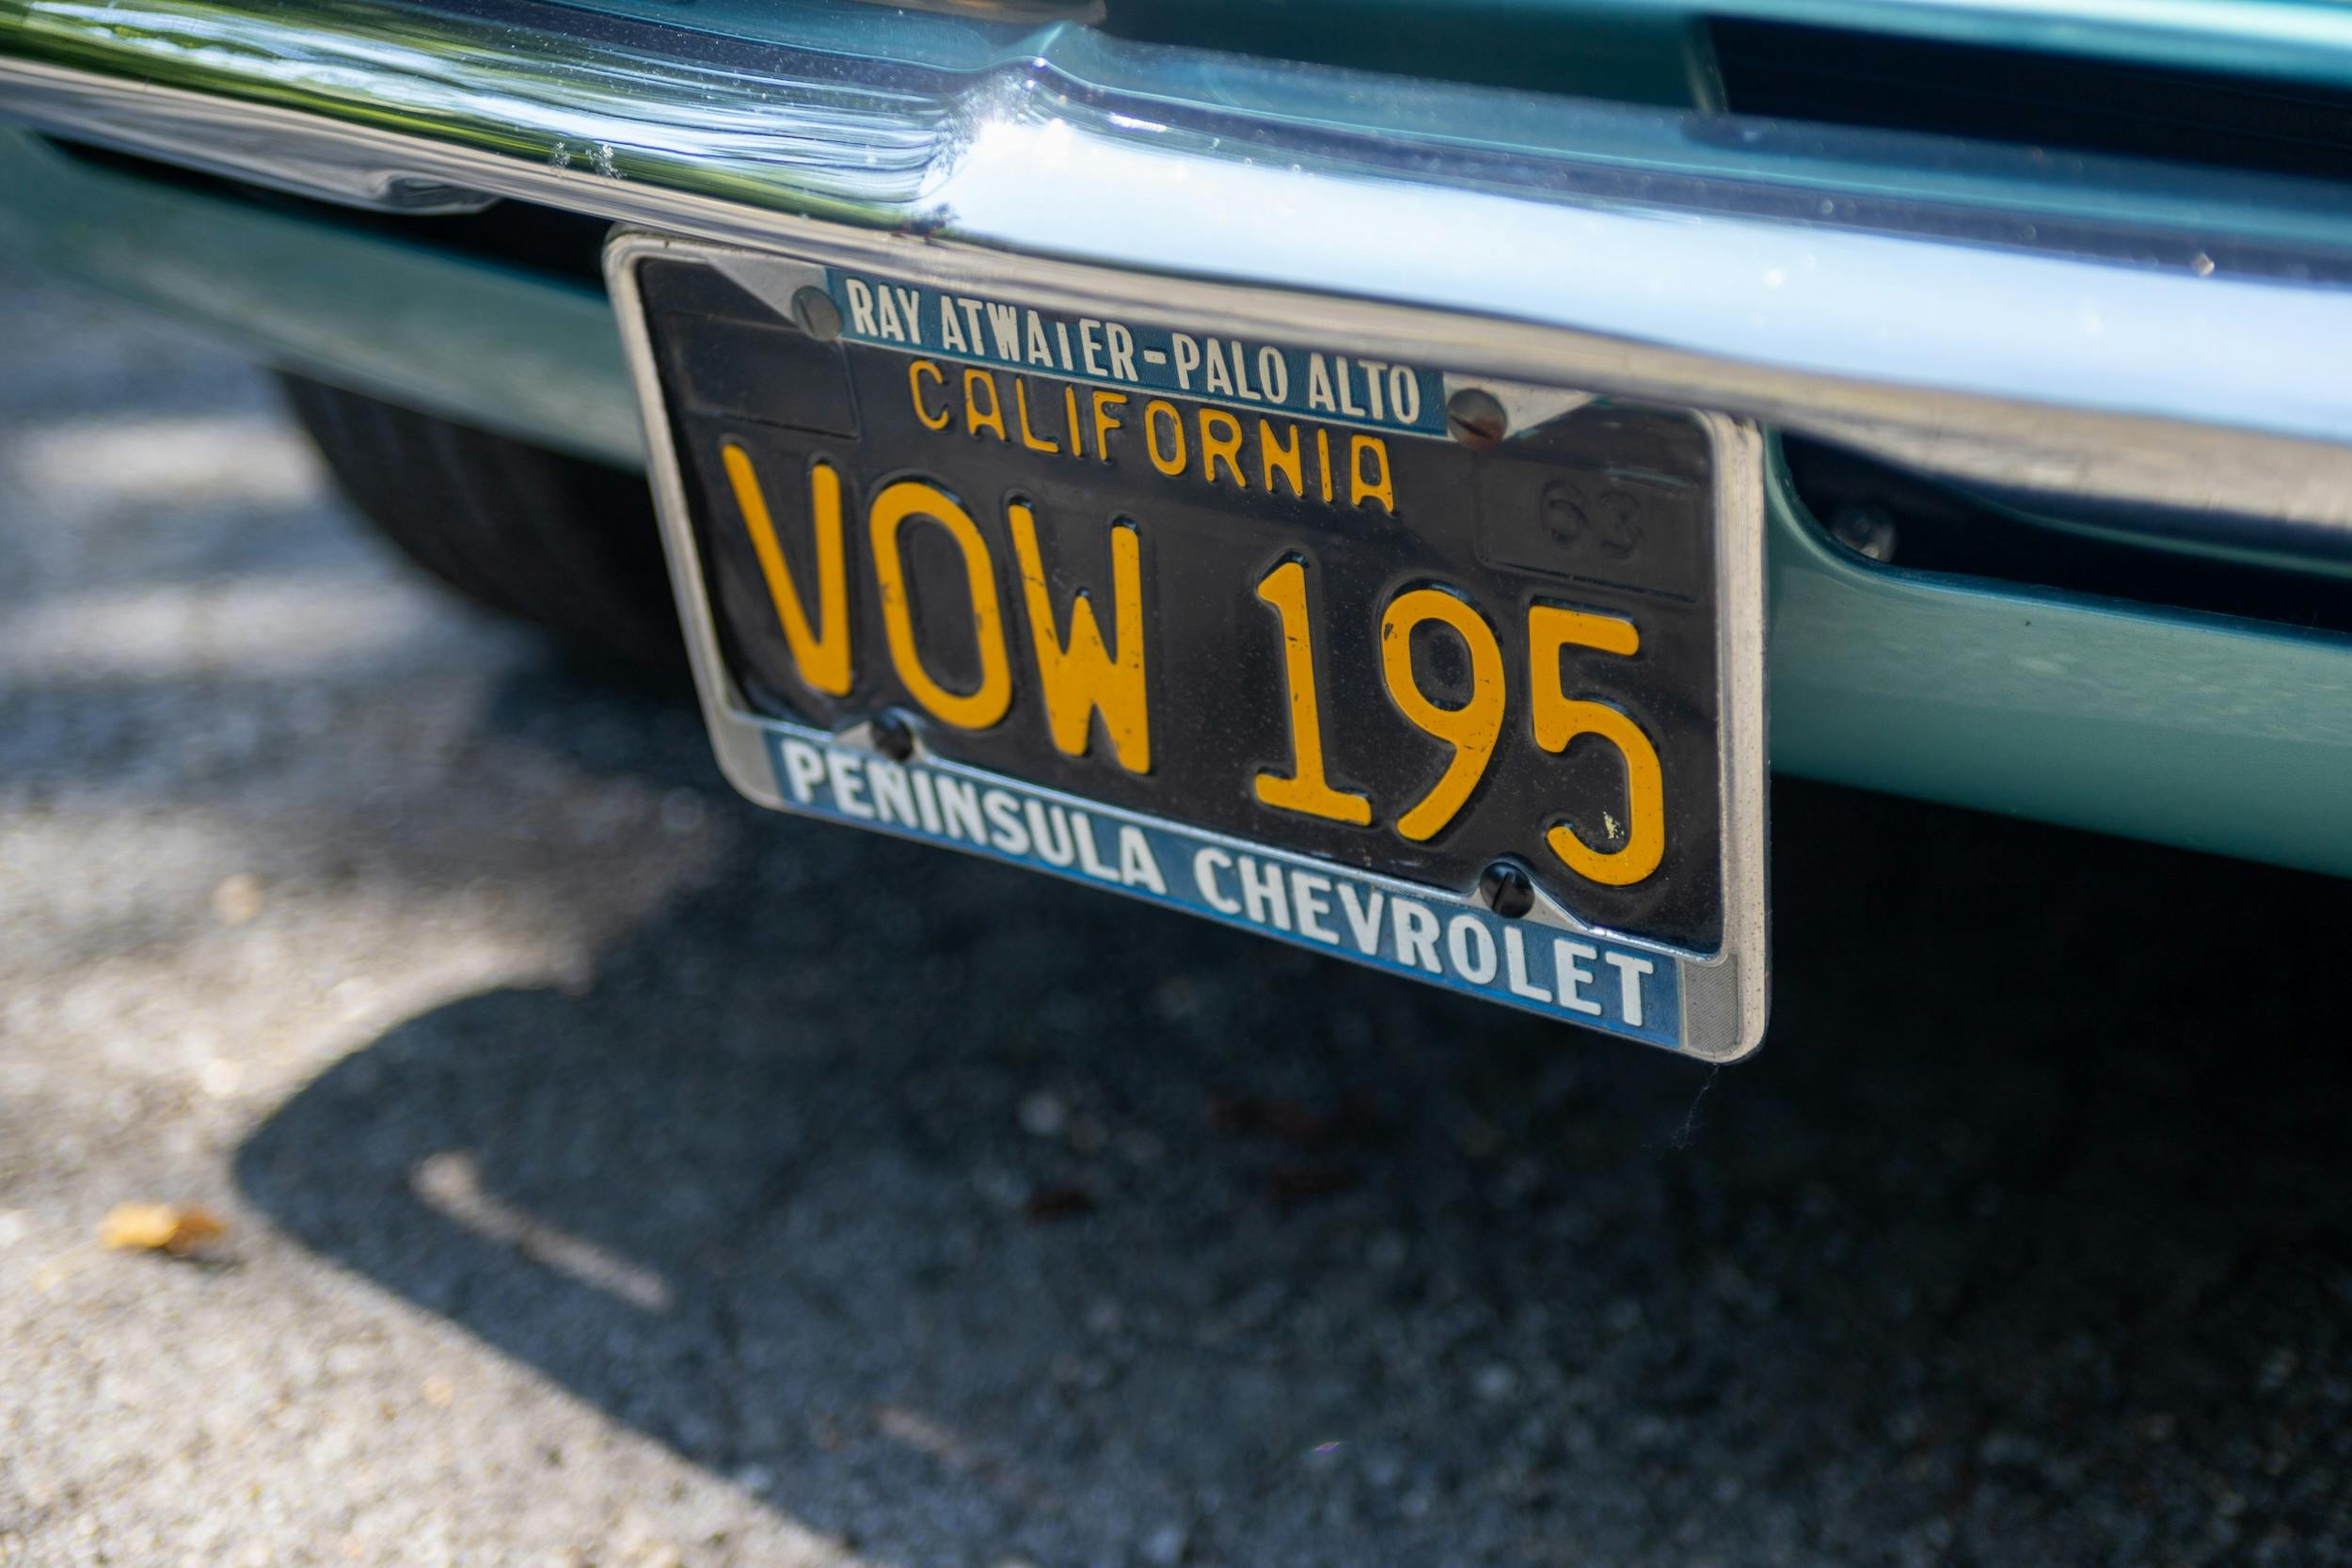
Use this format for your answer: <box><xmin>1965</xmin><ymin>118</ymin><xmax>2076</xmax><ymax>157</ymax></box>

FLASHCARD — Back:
<box><xmin>0</xmin><ymin>133</ymin><xmax>636</xmax><ymax>463</ymax></box>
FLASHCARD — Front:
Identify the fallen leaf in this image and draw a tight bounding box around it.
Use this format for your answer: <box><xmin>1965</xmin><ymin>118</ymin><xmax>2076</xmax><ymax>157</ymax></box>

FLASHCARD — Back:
<box><xmin>99</xmin><ymin>1201</ymin><xmax>226</xmax><ymax>1255</ymax></box>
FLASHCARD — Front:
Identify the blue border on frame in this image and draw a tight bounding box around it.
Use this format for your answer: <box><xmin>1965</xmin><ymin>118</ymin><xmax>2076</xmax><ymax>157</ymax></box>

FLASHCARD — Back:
<box><xmin>823</xmin><ymin>268</ymin><xmax>1450</xmax><ymax>438</ymax></box>
<box><xmin>760</xmin><ymin>724</ymin><xmax>1685</xmax><ymax>1050</ymax></box>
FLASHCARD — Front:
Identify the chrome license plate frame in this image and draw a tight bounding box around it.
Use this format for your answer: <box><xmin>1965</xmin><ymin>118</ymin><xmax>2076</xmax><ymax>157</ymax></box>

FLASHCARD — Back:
<box><xmin>607</xmin><ymin>230</ymin><xmax>1767</xmax><ymax>1060</ymax></box>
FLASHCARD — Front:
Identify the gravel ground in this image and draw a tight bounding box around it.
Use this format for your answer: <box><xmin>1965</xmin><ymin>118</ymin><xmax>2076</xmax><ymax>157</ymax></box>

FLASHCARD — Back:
<box><xmin>4</xmin><ymin>269</ymin><xmax>2351</xmax><ymax>1568</ymax></box>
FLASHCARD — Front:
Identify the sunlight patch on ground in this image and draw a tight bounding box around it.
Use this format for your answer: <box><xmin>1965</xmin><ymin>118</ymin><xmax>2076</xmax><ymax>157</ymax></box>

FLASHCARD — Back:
<box><xmin>413</xmin><ymin>1151</ymin><xmax>677</xmax><ymax>1313</ymax></box>
<box><xmin>0</xmin><ymin>572</ymin><xmax>443</xmax><ymax>682</ymax></box>
<box><xmin>8</xmin><ymin>410</ymin><xmax>326</xmax><ymax>508</ymax></box>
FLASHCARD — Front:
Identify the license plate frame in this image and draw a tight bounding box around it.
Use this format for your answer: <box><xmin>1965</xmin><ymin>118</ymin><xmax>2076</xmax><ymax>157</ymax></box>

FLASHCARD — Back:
<box><xmin>606</xmin><ymin>230</ymin><xmax>1767</xmax><ymax>1060</ymax></box>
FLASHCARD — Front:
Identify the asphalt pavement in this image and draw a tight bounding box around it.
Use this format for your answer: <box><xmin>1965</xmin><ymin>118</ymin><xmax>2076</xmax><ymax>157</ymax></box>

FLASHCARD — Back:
<box><xmin>4</xmin><ymin>268</ymin><xmax>2350</xmax><ymax>1568</ymax></box>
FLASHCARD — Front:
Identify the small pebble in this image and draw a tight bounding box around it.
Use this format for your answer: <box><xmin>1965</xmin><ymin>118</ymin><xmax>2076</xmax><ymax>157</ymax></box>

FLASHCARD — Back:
<box><xmin>1018</xmin><ymin>1091</ymin><xmax>1067</xmax><ymax>1138</ymax></box>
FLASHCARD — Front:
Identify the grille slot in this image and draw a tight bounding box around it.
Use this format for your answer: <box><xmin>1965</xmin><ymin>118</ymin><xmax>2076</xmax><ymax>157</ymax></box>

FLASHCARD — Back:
<box><xmin>1713</xmin><ymin>18</ymin><xmax>2352</xmax><ymax>186</ymax></box>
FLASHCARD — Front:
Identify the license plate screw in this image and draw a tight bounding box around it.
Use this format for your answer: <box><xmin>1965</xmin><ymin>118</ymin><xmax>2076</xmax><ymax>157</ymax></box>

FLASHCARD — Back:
<box><xmin>868</xmin><ymin>708</ymin><xmax>916</xmax><ymax>761</ymax></box>
<box><xmin>1478</xmin><ymin>860</ymin><xmax>1535</xmax><ymax>918</ymax></box>
<box><xmin>1445</xmin><ymin>388</ymin><xmax>1509</xmax><ymax>450</ymax></box>
<box><xmin>791</xmin><ymin>285</ymin><xmax>844</xmax><ymax>342</ymax></box>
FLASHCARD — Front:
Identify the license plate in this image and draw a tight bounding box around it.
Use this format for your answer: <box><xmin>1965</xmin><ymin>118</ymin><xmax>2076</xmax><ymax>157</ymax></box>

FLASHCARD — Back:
<box><xmin>607</xmin><ymin>233</ymin><xmax>1766</xmax><ymax>1059</ymax></box>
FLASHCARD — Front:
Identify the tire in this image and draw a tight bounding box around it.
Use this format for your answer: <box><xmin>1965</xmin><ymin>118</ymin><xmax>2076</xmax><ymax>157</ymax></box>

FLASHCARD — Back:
<box><xmin>278</xmin><ymin>374</ymin><xmax>682</xmax><ymax>670</ymax></box>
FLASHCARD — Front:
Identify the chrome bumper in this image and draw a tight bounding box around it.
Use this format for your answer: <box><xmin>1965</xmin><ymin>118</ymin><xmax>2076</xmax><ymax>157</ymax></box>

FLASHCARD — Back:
<box><xmin>8</xmin><ymin>0</ymin><xmax>2352</xmax><ymax>538</ymax></box>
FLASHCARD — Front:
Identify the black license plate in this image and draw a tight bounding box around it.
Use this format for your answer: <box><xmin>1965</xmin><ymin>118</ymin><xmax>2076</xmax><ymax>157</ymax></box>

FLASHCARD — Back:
<box><xmin>610</xmin><ymin>235</ymin><xmax>1766</xmax><ymax>1058</ymax></box>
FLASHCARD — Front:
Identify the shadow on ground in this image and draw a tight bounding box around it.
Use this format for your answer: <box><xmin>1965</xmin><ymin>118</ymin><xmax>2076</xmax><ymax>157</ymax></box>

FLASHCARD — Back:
<box><xmin>235</xmin><ymin>669</ymin><xmax>2352</xmax><ymax>1568</ymax></box>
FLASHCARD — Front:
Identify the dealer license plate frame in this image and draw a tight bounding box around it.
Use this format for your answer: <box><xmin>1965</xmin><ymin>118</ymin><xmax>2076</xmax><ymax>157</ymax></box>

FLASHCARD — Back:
<box><xmin>606</xmin><ymin>229</ymin><xmax>1768</xmax><ymax>1060</ymax></box>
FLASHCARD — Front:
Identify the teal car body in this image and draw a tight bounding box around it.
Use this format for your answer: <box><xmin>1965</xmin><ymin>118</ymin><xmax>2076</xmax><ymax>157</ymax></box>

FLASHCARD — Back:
<box><xmin>7</xmin><ymin>0</ymin><xmax>2352</xmax><ymax>878</ymax></box>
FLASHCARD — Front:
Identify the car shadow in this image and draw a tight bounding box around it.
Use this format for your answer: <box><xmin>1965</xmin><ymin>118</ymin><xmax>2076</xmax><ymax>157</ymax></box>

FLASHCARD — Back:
<box><xmin>234</xmin><ymin>679</ymin><xmax>2352</xmax><ymax>1567</ymax></box>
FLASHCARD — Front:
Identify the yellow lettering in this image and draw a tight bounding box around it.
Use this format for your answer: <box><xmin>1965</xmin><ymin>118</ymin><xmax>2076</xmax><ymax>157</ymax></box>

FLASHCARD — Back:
<box><xmin>1063</xmin><ymin>384</ymin><xmax>1085</xmax><ymax>460</ymax></box>
<box><xmin>1008</xmin><ymin>508</ymin><xmax>1150</xmax><ymax>773</ymax></box>
<box><xmin>1258</xmin><ymin>420</ymin><xmax>1302</xmax><ymax>497</ymax></box>
<box><xmin>1198</xmin><ymin>408</ymin><xmax>1248</xmax><ymax>488</ymax></box>
<box><xmin>908</xmin><ymin>359</ymin><xmax>950</xmax><ymax>431</ymax></box>
<box><xmin>721</xmin><ymin>441</ymin><xmax>850</xmax><ymax>697</ymax></box>
<box><xmin>1014</xmin><ymin>376</ymin><xmax>1060</xmax><ymax>454</ymax></box>
<box><xmin>1315</xmin><ymin>428</ymin><xmax>1333</xmax><ymax>503</ymax></box>
<box><xmin>1144</xmin><ymin>399</ymin><xmax>1186</xmax><ymax>477</ymax></box>
<box><xmin>1090</xmin><ymin>390</ymin><xmax>1127</xmax><ymax>466</ymax></box>
<box><xmin>1349</xmin><ymin>434</ymin><xmax>1394</xmax><ymax>514</ymax></box>
<box><xmin>1380</xmin><ymin>588</ymin><xmax>1503</xmax><ymax>842</ymax></box>
<box><xmin>1528</xmin><ymin>605</ymin><xmax>1661</xmax><ymax>886</ymax></box>
<box><xmin>962</xmin><ymin>368</ymin><xmax>1008</xmax><ymax>442</ymax></box>
<box><xmin>868</xmin><ymin>479</ymin><xmax>1012</xmax><ymax>731</ymax></box>
<box><xmin>1252</xmin><ymin>559</ymin><xmax>1372</xmax><ymax>826</ymax></box>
